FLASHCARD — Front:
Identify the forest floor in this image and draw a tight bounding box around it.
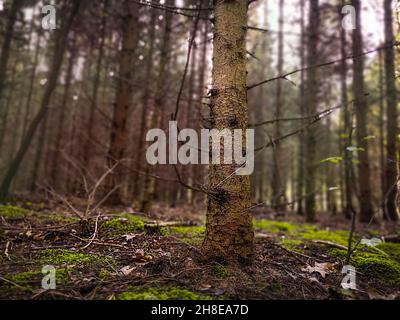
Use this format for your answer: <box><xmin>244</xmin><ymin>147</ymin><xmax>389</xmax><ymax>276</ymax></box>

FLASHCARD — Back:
<box><xmin>0</xmin><ymin>198</ymin><xmax>399</xmax><ymax>300</ymax></box>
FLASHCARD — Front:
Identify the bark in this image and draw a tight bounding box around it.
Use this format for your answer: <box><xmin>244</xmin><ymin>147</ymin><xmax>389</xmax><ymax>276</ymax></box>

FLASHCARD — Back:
<box><xmin>383</xmin><ymin>0</ymin><xmax>399</xmax><ymax>221</ymax></box>
<box><xmin>378</xmin><ymin>50</ymin><xmax>387</xmax><ymax>219</ymax></box>
<box><xmin>0</xmin><ymin>0</ymin><xmax>23</xmax><ymax>113</ymax></box>
<box><xmin>134</xmin><ymin>1</ymin><xmax>158</xmax><ymax>197</ymax></box>
<box><xmin>272</xmin><ymin>0</ymin><xmax>286</xmax><ymax>211</ymax></box>
<box><xmin>0</xmin><ymin>0</ymin><xmax>82</xmax><ymax>201</ymax></box>
<box><xmin>202</xmin><ymin>0</ymin><xmax>254</xmax><ymax>263</ymax></box>
<box><xmin>21</xmin><ymin>30</ymin><xmax>42</xmax><ymax>140</ymax></box>
<box><xmin>50</xmin><ymin>40</ymin><xmax>77</xmax><ymax>188</ymax></box>
<box><xmin>140</xmin><ymin>0</ymin><xmax>174</xmax><ymax>212</ymax></box>
<box><xmin>0</xmin><ymin>59</ymin><xmax>17</xmax><ymax>155</ymax></box>
<box><xmin>106</xmin><ymin>1</ymin><xmax>140</xmax><ymax>204</ymax></box>
<box><xmin>305</xmin><ymin>0</ymin><xmax>320</xmax><ymax>222</ymax></box>
<box><xmin>339</xmin><ymin>3</ymin><xmax>354</xmax><ymax>219</ymax></box>
<box><xmin>297</xmin><ymin>0</ymin><xmax>305</xmax><ymax>216</ymax></box>
<box><xmin>84</xmin><ymin>0</ymin><xmax>108</xmax><ymax>171</ymax></box>
<box><xmin>351</xmin><ymin>0</ymin><xmax>374</xmax><ymax>222</ymax></box>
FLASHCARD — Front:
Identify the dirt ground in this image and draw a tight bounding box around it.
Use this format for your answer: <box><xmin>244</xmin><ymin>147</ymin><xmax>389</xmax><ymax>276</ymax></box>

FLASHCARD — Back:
<box><xmin>0</xmin><ymin>198</ymin><xmax>399</xmax><ymax>300</ymax></box>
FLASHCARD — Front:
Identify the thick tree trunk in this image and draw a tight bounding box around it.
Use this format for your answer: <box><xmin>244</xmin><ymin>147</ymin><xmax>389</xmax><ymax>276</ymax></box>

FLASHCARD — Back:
<box><xmin>0</xmin><ymin>0</ymin><xmax>81</xmax><ymax>201</ymax></box>
<box><xmin>305</xmin><ymin>0</ymin><xmax>320</xmax><ymax>222</ymax></box>
<box><xmin>383</xmin><ymin>0</ymin><xmax>399</xmax><ymax>222</ymax></box>
<box><xmin>202</xmin><ymin>0</ymin><xmax>254</xmax><ymax>263</ymax></box>
<box><xmin>106</xmin><ymin>1</ymin><xmax>140</xmax><ymax>205</ymax></box>
<box><xmin>351</xmin><ymin>0</ymin><xmax>375</xmax><ymax>222</ymax></box>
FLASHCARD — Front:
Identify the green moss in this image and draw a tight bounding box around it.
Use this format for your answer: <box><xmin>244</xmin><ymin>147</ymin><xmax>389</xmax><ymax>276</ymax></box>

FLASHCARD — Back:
<box><xmin>103</xmin><ymin>214</ymin><xmax>146</xmax><ymax>236</ymax></box>
<box><xmin>8</xmin><ymin>269</ymin><xmax>68</xmax><ymax>291</ymax></box>
<box><xmin>330</xmin><ymin>248</ymin><xmax>400</xmax><ymax>286</ymax></box>
<box><xmin>299</xmin><ymin>229</ymin><xmax>350</xmax><ymax>246</ymax></box>
<box><xmin>376</xmin><ymin>242</ymin><xmax>400</xmax><ymax>261</ymax></box>
<box><xmin>38</xmin><ymin>249</ymin><xmax>113</xmax><ymax>267</ymax></box>
<box><xmin>253</xmin><ymin>219</ymin><xmax>350</xmax><ymax>247</ymax></box>
<box><xmin>40</xmin><ymin>213</ymin><xmax>79</xmax><ymax>224</ymax></box>
<box><xmin>0</xmin><ymin>205</ymin><xmax>28</xmax><ymax>219</ymax></box>
<box><xmin>164</xmin><ymin>226</ymin><xmax>205</xmax><ymax>244</ymax></box>
<box><xmin>280</xmin><ymin>238</ymin><xmax>304</xmax><ymax>252</ymax></box>
<box><xmin>211</xmin><ymin>265</ymin><xmax>229</xmax><ymax>279</ymax></box>
<box><xmin>118</xmin><ymin>287</ymin><xmax>212</xmax><ymax>300</ymax></box>
<box><xmin>253</xmin><ymin>220</ymin><xmax>301</xmax><ymax>233</ymax></box>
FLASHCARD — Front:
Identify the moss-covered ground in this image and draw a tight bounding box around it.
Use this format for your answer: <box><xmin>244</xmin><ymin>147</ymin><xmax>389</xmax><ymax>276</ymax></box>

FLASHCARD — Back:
<box><xmin>0</xmin><ymin>203</ymin><xmax>399</xmax><ymax>300</ymax></box>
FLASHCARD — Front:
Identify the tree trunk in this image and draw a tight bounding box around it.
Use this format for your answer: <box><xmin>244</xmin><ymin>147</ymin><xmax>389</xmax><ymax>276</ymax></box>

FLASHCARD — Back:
<box><xmin>85</xmin><ymin>0</ymin><xmax>108</xmax><ymax>171</ymax></box>
<box><xmin>0</xmin><ymin>0</ymin><xmax>23</xmax><ymax>113</ymax></box>
<box><xmin>106</xmin><ymin>1</ymin><xmax>140</xmax><ymax>205</ymax></box>
<box><xmin>378</xmin><ymin>50</ymin><xmax>387</xmax><ymax>219</ymax></box>
<box><xmin>0</xmin><ymin>0</ymin><xmax>82</xmax><ymax>201</ymax></box>
<box><xmin>351</xmin><ymin>0</ymin><xmax>374</xmax><ymax>222</ymax></box>
<box><xmin>305</xmin><ymin>0</ymin><xmax>320</xmax><ymax>222</ymax></box>
<box><xmin>297</xmin><ymin>0</ymin><xmax>305</xmax><ymax>216</ymax></box>
<box><xmin>202</xmin><ymin>0</ymin><xmax>254</xmax><ymax>263</ymax></box>
<box><xmin>140</xmin><ymin>0</ymin><xmax>174</xmax><ymax>212</ymax></box>
<box><xmin>272</xmin><ymin>0</ymin><xmax>286</xmax><ymax>211</ymax></box>
<box><xmin>51</xmin><ymin>40</ymin><xmax>77</xmax><ymax>188</ymax></box>
<box><xmin>339</xmin><ymin>3</ymin><xmax>354</xmax><ymax>219</ymax></box>
<box><xmin>134</xmin><ymin>1</ymin><xmax>158</xmax><ymax>197</ymax></box>
<box><xmin>383</xmin><ymin>0</ymin><xmax>399</xmax><ymax>221</ymax></box>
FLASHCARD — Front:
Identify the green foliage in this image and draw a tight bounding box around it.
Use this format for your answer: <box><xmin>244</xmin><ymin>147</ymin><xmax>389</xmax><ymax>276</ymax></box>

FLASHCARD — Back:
<box><xmin>102</xmin><ymin>214</ymin><xmax>146</xmax><ymax>236</ymax></box>
<box><xmin>118</xmin><ymin>287</ymin><xmax>211</xmax><ymax>300</ymax></box>
<box><xmin>320</xmin><ymin>156</ymin><xmax>343</xmax><ymax>164</ymax></box>
<box><xmin>0</xmin><ymin>205</ymin><xmax>28</xmax><ymax>219</ymax></box>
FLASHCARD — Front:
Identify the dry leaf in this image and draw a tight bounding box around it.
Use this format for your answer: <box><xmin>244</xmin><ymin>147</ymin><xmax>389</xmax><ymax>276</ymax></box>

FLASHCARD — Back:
<box><xmin>301</xmin><ymin>262</ymin><xmax>336</xmax><ymax>278</ymax></box>
<box><xmin>120</xmin><ymin>266</ymin><xmax>136</xmax><ymax>276</ymax></box>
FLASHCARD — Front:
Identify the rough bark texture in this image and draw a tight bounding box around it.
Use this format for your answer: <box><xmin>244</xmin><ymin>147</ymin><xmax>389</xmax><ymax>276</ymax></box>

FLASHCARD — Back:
<box><xmin>351</xmin><ymin>0</ymin><xmax>374</xmax><ymax>222</ymax></box>
<box><xmin>305</xmin><ymin>0</ymin><xmax>319</xmax><ymax>222</ymax></box>
<box><xmin>0</xmin><ymin>0</ymin><xmax>82</xmax><ymax>201</ymax></box>
<box><xmin>202</xmin><ymin>0</ymin><xmax>254</xmax><ymax>263</ymax></box>
<box><xmin>383</xmin><ymin>0</ymin><xmax>399</xmax><ymax>221</ymax></box>
<box><xmin>106</xmin><ymin>1</ymin><xmax>140</xmax><ymax>205</ymax></box>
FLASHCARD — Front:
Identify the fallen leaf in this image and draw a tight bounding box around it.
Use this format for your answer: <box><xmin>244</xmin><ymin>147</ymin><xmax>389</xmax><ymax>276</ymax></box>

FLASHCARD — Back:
<box><xmin>301</xmin><ymin>262</ymin><xmax>336</xmax><ymax>278</ymax></box>
<box><xmin>120</xmin><ymin>266</ymin><xmax>136</xmax><ymax>276</ymax></box>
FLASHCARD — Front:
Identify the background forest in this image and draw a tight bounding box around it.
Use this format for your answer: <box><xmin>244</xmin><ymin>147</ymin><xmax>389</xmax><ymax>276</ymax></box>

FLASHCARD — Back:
<box><xmin>0</xmin><ymin>0</ymin><xmax>399</xmax><ymax>301</ymax></box>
